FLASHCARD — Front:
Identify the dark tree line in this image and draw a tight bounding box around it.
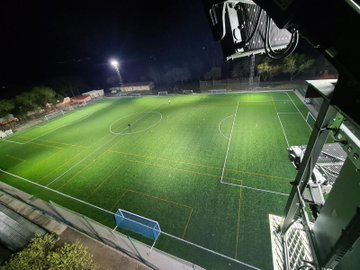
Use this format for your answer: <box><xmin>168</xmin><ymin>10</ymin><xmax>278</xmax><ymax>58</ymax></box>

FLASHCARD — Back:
<box><xmin>201</xmin><ymin>53</ymin><xmax>331</xmax><ymax>81</ymax></box>
<box><xmin>0</xmin><ymin>86</ymin><xmax>58</xmax><ymax>120</ymax></box>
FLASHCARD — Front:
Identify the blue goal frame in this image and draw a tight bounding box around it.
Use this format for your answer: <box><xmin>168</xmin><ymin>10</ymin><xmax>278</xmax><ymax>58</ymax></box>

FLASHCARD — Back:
<box><xmin>114</xmin><ymin>209</ymin><xmax>161</xmax><ymax>241</ymax></box>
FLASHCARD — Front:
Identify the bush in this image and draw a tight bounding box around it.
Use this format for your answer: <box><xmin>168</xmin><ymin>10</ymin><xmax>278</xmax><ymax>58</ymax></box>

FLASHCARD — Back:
<box><xmin>2</xmin><ymin>234</ymin><xmax>56</xmax><ymax>270</ymax></box>
<box><xmin>47</xmin><ymin>242</ymin><xmax>97</xmax><ymax>270</ymax></box>
<box><xmin>2</xmin><ymin>234</ymin><xmax>97</xmax><ymax>270</ymax></box>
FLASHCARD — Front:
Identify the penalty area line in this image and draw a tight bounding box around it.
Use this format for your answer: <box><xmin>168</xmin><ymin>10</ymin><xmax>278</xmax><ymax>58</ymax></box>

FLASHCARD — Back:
<box><xmin>220</xmin><ymin>100</ymin><xmax>240</xmax><ymax>182</ymax></box>
<box><xmin>161</xmin><ymin>231</ymin><xmax>261</xmax><ymax>270</ymax></box>
<box><xmin>272</xmin><ymin>94</ymin><xmax>290</xmax><ymax>148</ymax></box>
<box><xmin>0</xmin><ymin>168</ymin><xmax>261</xmax><ymax>270</ymax></box>
<box><xmin>221</xmin><ymin>180</ymin><xmax>289</xmax><ymax>197</ymax></box>
<box><xmin>276</xmin><ymin>112</ymin><xmax>290</xmax><ymax>148</ymax></box>
<box><xmin>46</xmin><ymin>135</ymin><xmax>116</xmax><ymax>187</ymax></box>
<box><xmin>286</xmin><ymin>92</ymin><xmax>312</xmax><ymax>130</ymax></box>
<box><xmin>0</xmin><ymin>168</ymin><xmax>116</xmax><ymax>216</ymax></box>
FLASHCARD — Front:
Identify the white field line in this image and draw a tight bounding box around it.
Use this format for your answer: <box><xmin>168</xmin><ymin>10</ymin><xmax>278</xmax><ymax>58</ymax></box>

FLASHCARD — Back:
<box><xmin>285</xmin><ymin>92</ymin><xmax>312</xmax><ymax>129</ymax></box>
<box><xmin>229</xmin><ymin>89</ymin><xmax>291</xmax><ymax>95</ymax></box>
<box><xmin>221</xmin><ymin>181</ymin><xmax>289</xmax><ymax>197</ymax></box>
<box><xmin>1</xmin><ymin>139</ymin><xmax>24</xmax><ymax>145</ymax></box>
<box><xmin>276</xmin><ymin>113</ymin><xmax>290</xmax><ymax>148</ymax></box>
<box><xmin>46</xmin><ymin>134</ymin><xmax>116</xmax><ymax>187</ymax></box>
<box><xmin>2</xmin><ymin>112</ymin><xmax>94</xmax><ymax>145</ymax></box>
<box><xmin>109</xmin><ymin>111</ymin><xmax>163</xmax><ymax>135</ymax></box>
<box><xmin>218</xmin><ymin>114</ymin><xmax>234</xmax><ymax>140</ymax></box>
<box><xmin>0</xmin><ymin>169</ymin><xmax>115</xmax><ymax>216</ymax></box>
<box><xmin>109</xmin><ymin>110</ymin><xmax>158</xmax><ymax>135</ymax></box>
<box><xmin>220</xmin><ymin>100</ymin><xmax>240</xmax><ymax>182</ymax></box>
<box><xmin>2</xmin><ymin>125</ymin><xmax>66</xmax><ymax>145</ymax></box>
<box><xmin>277</xmin><ymin>112</ymin><xmax>299</xmax><ymax>114</ymax></box>
<box><xmin>160</xmin><ymin>231</ymin><xmax>261</xmax><ymax>270</ymax></box>
<box><xmin>0</xmin><ymin>169</ymin><xmax>260</xmax><ymax>270</ymax></box>
<box><xmin>271</xmin><ymin>94</ymin><xmax>290</xmax><ymax>148</ymax></box>
<box><xmin>47</xmin><ymin>110</ymin><xmax>160</xmax><ymax>187</ymax></box>
<box><xmin>237</xmin><ymin>99</ymin><xmax>294</xmax><ymax>104</ymax></box>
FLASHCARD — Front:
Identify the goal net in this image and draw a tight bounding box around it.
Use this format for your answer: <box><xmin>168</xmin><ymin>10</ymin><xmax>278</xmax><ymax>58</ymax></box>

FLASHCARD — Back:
<box><xmin>44</xmin><ymin>110</ymin><xmax>64</xmax><ymax>121</ymax></box>
<box><xmin>157</xmin><ymin>91</ymin><xmax>168</xmax><ymax>96</ymax></box>
<box><xmin>306</xmin><ymin>112</ymin><xmax>316</xmax><ymax>128</ymax></box>
<box><xmin>209</xmin><ymin>89</ymin><xmax>227</xmax><ymax>95</ymax></box>
<box><xmin>114</xmin><ymin>209</ymin><xmax>161</xmax><ymax>241</ymax></box>
<box><xmin>182</xmin><ymin>90</ymin><xmax>194</xmax><ymax>95</ymax></box>
<box><xmin>63</xmin><ymin>106</ymin><xmax>74</xmax><ymax>111</ymax></box>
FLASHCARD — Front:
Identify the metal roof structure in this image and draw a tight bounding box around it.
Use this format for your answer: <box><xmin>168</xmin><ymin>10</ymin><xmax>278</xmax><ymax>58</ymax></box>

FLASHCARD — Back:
<box><xmin>0</xmin><ymin>204</ymin><xmax>46</xmax><ymax>251</ymax></box>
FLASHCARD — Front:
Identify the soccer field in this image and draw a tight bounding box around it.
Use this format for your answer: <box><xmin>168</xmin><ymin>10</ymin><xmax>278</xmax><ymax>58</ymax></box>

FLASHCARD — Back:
<box><xmin>0</xmin><ymin>91</ymin><xmax>312</xmax><ymax>269</ymax></box>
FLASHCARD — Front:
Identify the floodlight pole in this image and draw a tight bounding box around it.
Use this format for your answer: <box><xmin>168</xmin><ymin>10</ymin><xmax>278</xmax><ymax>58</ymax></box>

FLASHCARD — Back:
<box><xmin>110</xmin><ymin>59</ymin><xmax>123</xmax><ymax>86</ymax></box>
<box><xmin>114</xmin><ymin>66</ymin><xmax>123</xmax><ymax>85</ymax></box>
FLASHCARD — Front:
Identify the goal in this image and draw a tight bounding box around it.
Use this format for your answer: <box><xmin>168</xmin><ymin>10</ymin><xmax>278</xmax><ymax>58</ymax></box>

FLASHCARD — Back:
<box><xmin>182</xmin><ymin>90</ymin><xmax>194</xmax><ymax>95</ymax></box>
<box><xmin>44</xmin><ymin>110</ymin><xmax>64</xmax><ymax>121</ymax></box>
<box><xmin>63</xmin><ymin>105</ymin><xmax>74</xmax><ymax>111</ymax></box>
<box><xmin>114</xmin><ymin>209</ymin><xmax>161</xmax><ymax>241</ymax></box>
<box><xmin>306</xmin><ymin>112</ymin><xmax>316</xmax><ymax>128</ymax></box>
<box><xmin>157</xmin><ymin>91</ymin><xmax>168</xmax><ymax>96</ymax></box>
<box><xmin>209</xmin><ymin>89</ymin><xmax>227</xmax><ymax>95</ymax></box>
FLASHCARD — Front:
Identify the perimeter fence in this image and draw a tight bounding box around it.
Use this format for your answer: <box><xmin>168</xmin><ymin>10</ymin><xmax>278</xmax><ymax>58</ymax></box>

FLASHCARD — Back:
<box><xmin>0</xmin><ymin>181</ymin><xmax>260</xmax><ymax>270</ymax></box>
<box><xmin>200</xmin><ymin>79</ymin><xmax>306</xmax><ymax>92</ymax></box>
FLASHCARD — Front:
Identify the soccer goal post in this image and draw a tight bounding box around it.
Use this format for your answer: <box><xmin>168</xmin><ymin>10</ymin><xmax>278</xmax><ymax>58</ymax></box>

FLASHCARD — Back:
<box><xmin>182</xmin><ymin>90</ymin><xmax>194</xmax><ymax>95</ymax></box>
<box><xmin>44</xmin><ymin>110</ymin><xmax>64</xmax><ymax>121</ymax></box>
<box><xmin>114</xmin><ymin>209</ymin><xmax>161</xmax><ymax>251</ymax></box>
<box><xmin>157</xmin><ymin>91</ymin><xmax>168</xmax><ymax>96</ymax></box>
<box><xmin>209</xmin><ymin>89</ymin><xmax>227</xmax><ymax>95</ymax></box>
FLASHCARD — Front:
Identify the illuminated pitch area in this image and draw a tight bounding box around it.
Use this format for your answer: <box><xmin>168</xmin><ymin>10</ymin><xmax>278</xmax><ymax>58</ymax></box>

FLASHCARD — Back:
<box><xmin>0</xmin><ymin>91</ymin><xmax>311</xmax><ymax>269</ymax></box>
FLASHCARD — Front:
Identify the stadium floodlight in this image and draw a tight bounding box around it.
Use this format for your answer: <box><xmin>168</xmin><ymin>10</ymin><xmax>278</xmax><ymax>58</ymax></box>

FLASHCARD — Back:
<box><xmin>110</xmin><ymin>59</ymin><xmax>119</xmax><ymax>68</ymax></box>
<box><xmin>109</xmin><ymin>58</ymin><xmax>123</xmax><ymax>85</ymax></box>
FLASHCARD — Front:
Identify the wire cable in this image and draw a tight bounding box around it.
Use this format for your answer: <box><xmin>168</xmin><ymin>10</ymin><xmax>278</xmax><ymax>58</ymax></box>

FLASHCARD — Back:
<box><xmin>265</xmin><ymin>16</ymin><xmax>299</xmax><ymax>60</ymax></box>
<box><xmin>235</xmin><ymin>8</ymin><xmax>263</xmax><ymax>49</ymax></box>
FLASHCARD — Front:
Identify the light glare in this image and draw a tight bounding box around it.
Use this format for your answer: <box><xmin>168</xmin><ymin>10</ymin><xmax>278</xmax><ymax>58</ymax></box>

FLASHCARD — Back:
<box><xmin>110</xmin><ymin>59</ymin><xmax>119</xmax><ymax>68</ymax></box>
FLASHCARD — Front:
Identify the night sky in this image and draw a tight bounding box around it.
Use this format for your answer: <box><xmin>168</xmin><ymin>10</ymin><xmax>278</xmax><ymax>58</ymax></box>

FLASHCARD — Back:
<box><xmin>1</xmin><ymin>0</ymin><xmax>223</xmax><ymax>98</ymax></box>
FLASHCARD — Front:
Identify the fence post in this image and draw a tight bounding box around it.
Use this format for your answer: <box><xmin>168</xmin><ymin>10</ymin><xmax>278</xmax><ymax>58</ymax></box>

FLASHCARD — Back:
<box><xmin>127</xmin><ymin>235</ymin><xmax>146</xmax><ymax>265</ymax></box>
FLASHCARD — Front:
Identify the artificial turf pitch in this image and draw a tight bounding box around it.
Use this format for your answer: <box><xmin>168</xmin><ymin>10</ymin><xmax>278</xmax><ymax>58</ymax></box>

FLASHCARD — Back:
<box><xmin>0</xmin><ymin>91</ymin><xmax>312</xmax><ymax>269</ymax></box>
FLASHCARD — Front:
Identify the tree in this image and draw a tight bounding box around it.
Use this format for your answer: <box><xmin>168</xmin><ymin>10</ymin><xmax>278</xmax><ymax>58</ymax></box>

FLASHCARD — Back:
<box><xmin>2</xmin><ymin>234</ymin><xmax>55</xmax><ymax>270</ymax></box>
<box><xmin>281</xmin><ymin>54</ymin><xmax>315</xmax><ymax>80</ymax></box>
<box><xmin>147</xmin><ymin>67</ymin><xmax>163</xmax><ymax>84</ymax></box>
<box><xmin>164</xmin><ymin>67</ymin><xmax>191</xmax><ymax>85</ymax></box>
<box><xmin>257</xmin><ymin>59</ymin><xmax>281</xmax><ymax>81</ymax></box>
<box><xmin>44</xmin><ymin>76</ymin><xmax>88</xmax><ymax>97</ymax></box>
<box><xmin>31</xmin><ymin>87</ymin><xmax>57</xmax><ymax>107</ymax></box>
<box><xmin>190</xmin><ymin>57</ymin><xmax>205</xmax><ymax>80</ymax></box>
<box><xmin>106</xmin><ymin>75</ymin><xmax>119</xmax><ymax>86</ymax></box>
<box><xmin>15</xmin><ymin>91</ymin><xmax>38</xmax><ymax>112</ymax></box>
<box><xmin>203</xmin><ymin>66</ymin><xmax>221</xmax><ymax>80</ymax></box>
<box><xmin>2</xmin><ymin>234</ymin><xmax>98</xmax><ymax>270</ymax></box>
<box><xmin>0</xmin><ymin>99</ymin><xmax>15</xmax><ymax>117</ymax></box>
<box><xmin>13</xmin><ymin>87</ymin><xmax>57</xmax><ymax>118</ymax></box>
<box><xmin>230</xmin><ymin>59</ymin><xmax>249</xmax><ymax>79</ymax></box>
<box><xmin>172</xmin><ymin>67</ymin><xmax>190</xmax><ymax>84</ymax></box>
<box><xmin>47</xmin><ymin>242</ymin><xmax>97</xmax><ymax>270</ymax></box>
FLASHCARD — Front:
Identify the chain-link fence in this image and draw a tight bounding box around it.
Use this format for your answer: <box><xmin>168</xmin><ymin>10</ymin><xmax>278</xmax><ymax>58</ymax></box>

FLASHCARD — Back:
<box><xmin>200</xmin><ymin>79</ymin><xmax>307</xmax><ymax>92</ymax></box>
<box><xmin>0</xmin><ymin>181</ymin><xmax>260</xmax><ymax>270</ymax></box>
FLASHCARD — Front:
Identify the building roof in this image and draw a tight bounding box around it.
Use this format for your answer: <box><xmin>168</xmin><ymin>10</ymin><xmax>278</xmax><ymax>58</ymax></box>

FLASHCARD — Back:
<box><xmin>121</xmin><ymin>82</ymin><xmax>154</xmax><ymax>87</ymax></box>
<box><xmin>73</xmin><ymin>95</ymin><xmax>91</xmax><ymax>100</ymax></box>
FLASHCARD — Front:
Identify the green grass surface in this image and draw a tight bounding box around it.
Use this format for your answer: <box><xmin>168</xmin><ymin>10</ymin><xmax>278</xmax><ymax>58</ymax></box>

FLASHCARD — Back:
<box><xmin>0</xmin><ymin>91</ymin><xmax>312</xmax><ymax>269</ymax></box>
